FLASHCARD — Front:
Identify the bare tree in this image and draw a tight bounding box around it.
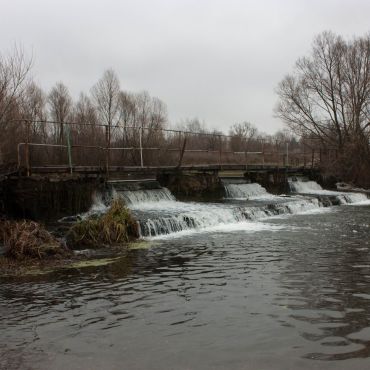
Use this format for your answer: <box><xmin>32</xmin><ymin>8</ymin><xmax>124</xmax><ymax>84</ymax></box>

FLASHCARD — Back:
<box><xmin>275</xmin><ymin>30</ymin><xmax>370</xmax><ymax>184</ymax></box>
<box><xmin>118</xmin><ymin>91</ymin><xmax>136</xmax><ymax>127</ymax></box>
<box><xmin>74</xmin><ymin>92</ymin><xmax>100</xmax><ymax>139</ymax></box>
<box><xmin>20</xmin><ymin>82</ymin><xmax>48</xmax><ymax>140</ymax></box>
<box><xmin>74</xmin><ymin>93</ymin><xmax>97</xmax><ymax>126</ymax></box>
<box><xmin>176</xmin><ymin>118</ymin><xmax>207</xmax><ymax>150</ymax></box>
<box><xmin>0</xmin><ymin>46</ymin><xmax>32</xmax><ymax>163</ymax></box>
<box><xmin>48</xmin><ymin>82</ymin><xmax>73</xmax><ymax>144</ymax></box>
<box><xmin>177</xmin><ymin>117</ymin><xmax>206</xmax><ymax>133</ymax></box>
<box><xmin>0</xmin><ymin>45</ymin><xmax>32</xmax><ymax>124</ymax></box>
<box><xmin>91</xmin><ymin>69</ymin><xmax>121</xmax><ymax>153</ymax></box>
<box><xmin>229</xmin><ymin>121</ymin><xmax>257</xmax><ymax>152</ymax></box>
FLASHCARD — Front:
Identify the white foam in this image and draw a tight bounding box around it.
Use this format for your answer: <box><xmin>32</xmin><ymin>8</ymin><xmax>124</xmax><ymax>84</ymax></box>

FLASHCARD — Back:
<box><xmin>82</xmin><ymin>183</ymin><xmax>367</xmax><ymax>240</ymax></box>
<box><xmin>289</xmin><ymin>181</ymin><xmax>368</xmax><ymax>204</ymax></box>
<box><xmin>348</xmin><ymin>199</ymin><xmax>370</xmax><ymax>206</ymax></box>
<box><xmin>113</xmin><ymin>187</ymin><xmax>176</xmax><ymax>205</ymax></box>
<box><xmin>146</xmin><ymin>221</ymin><xmax>291</xmax><ymax>240</ymax></box>
<box><xmin>224</xmin><ymin>183</ymin><xmax>275</xmax><ymax>200</ymax></box>
<box><xmin>89</xmin><ymin>193</ymin><xmax>108</xmax><ymax>213</ymax></box>
<box><xmin>134</xmin><ymin>196</ymin><xmax>324</xmax><ymax>238</ymax></box>
<box><xmin>289</xmin><ymin>180</ymin><xmax>323</xmax><ymax>193</ymax></box>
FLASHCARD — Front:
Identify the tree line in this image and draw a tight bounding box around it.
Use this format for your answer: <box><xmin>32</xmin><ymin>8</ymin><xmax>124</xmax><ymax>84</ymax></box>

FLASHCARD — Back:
<box><xmin>4</xmin><ymin>32</ymin><xmax>365</xmax><ymax>174</ymax></box>
<box><xmin>276</xmin><ymin>30</ymin><xmax>370</xmax><ymax>186</ymax></box>
<box><xmin>0</xmin><ymin>45</ymin><xmax>301</xmax><ymax>168</ymax></box>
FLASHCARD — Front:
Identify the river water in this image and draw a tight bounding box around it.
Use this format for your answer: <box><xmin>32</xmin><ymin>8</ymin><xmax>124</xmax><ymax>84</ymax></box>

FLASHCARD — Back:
<box><xmin>1</xmin><ymin>181</ymin><xmax>370</xmax><ymax>370</ymax></box>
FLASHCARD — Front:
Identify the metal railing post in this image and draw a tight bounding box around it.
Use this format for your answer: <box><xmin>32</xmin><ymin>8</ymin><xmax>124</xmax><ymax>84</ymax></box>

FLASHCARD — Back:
<box><xmin>177</xmin><ymin>132</ymin><xmax>187</xmax><ymax>168</ymax></box>
<box><xmin>286</xmin><ymin>142</ymin><xmax>289</xmax><ymax>167</ymax></box>
<box><xmin>218</xmin><ymin>135</ymin><xmax>222</xmax><ymax>166</ymax></box>
<box><xmin>139</xmin><ymin>126</ymin><xmax>144</xmax><ymax>168</ymax></box>
<box><xmin>244</xmin><ymin>139</ymin><xmax>248</xmax><ymax>167</ymax></box>
<box><xmin>105</xmin><ymin>125</ymin><xmax>110</xmax><ymax>177</ymax></box>
<box><xmin>311</xmin><ymin>149</ymin><xmax>315</xmax><ymax>168</ymax></box>
<box><xmin>65</xmin><ymin>124</ymin><xmax>73</xmax><ymax>174</ymax></box>
<box><xmin>25</xmin><ymin>120</ymin><xmax>30</xmax><ymax>176</ymax></box>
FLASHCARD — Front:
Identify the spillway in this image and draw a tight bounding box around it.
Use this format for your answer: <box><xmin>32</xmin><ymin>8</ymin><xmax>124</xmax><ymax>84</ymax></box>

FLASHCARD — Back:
<box><xmin>79</xmin><ymin>179</ymin><xmax>369</xmax><ymax>238</ymax></box>
<box><xmin>110</xmin><ymin>184</ymin><xmax>322</xmax><ymax>238</ymax></box>
<box><xmin>223</xmin><ymin>182</ymin><xmax>275</xmax><ymax>200</ymax></box>
<box><xmin>288</xmin><ymin>179</ymin><xmax>368</xmax><ymax>204</ymax></box>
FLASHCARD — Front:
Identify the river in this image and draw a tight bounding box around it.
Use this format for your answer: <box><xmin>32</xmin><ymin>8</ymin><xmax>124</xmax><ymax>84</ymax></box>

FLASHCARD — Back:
<box><xmin>1</xmin><ymin>181</ymin><xmax>370</xmax><ymax>369</ymax></box>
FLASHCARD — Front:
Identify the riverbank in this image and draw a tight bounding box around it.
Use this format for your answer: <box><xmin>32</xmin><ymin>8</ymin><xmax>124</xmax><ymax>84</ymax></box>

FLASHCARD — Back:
<box><xmin>0</xmin><ymin>199</ymin><xmax>140</xmax><ymax>277</ymax></box>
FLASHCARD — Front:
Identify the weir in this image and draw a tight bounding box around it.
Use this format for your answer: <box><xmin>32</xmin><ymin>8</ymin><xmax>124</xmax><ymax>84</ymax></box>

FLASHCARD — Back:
<box><xmin>1</xmin><ymin>161</ymin><xmax>320</xmax><ymax>219</ymax></box>
<box><xmin>288</xmin><ymin>178</ymin><xmax>368</xmax><ymax>205</ymax></box>
<box><xmin>102</xmin><ymin>179</ymin><xmax>362</xmax><ymax>238</ymax></box>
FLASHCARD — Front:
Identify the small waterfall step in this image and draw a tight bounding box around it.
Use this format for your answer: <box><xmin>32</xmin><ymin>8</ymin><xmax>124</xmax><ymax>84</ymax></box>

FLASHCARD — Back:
<box><xmin>221</xmin><ymin>178</ymin><xmax>273</xmax><ymax>199</ymax></box>
<box><xmin>288</xmin><ymin>178</ymin><xmax>368</xmax><ymax>204</ymax></box>
<box><xmin>106</xmin><ymin>180</ymin><xmax>176</xmax><ymax>205</ymax></box>
<box><xmin>136</xmin><ymin>196</ymin><xmax>322</xmax><ymax>237</ymax></box>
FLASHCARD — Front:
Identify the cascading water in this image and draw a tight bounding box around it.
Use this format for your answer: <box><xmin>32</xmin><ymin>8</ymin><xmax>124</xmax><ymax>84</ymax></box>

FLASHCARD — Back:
<box><xmin>138</xmin><ymin>204</ymin><xmax>246</xmax><ymax>237</ymax></box>
<box><xmin>117</xmin><ymin>187</ymin><xmax>176</xmax><ymax>205</ymax></box>
<box><xmin>109</xmin><ymin>183</ymin><xmax>324</xmax><ymax>237</ymax></box>
<box><xmin>79</xmin><ymin>178</ymin><xmax>368</xmax><ymax>239</ymax></box>
<box><xmin>289</xmin><ymin>179</ymin><xmax>368</xmax><ymax>204</ymax></box>
<box><xmin>289</xmin><ymin>180</ymin><xmax>323</xmax><ymax>193</ymax></box>
<box><xmin>241</xmin><ymin>197</ymin><xmax>321</xmax><ymax>220</ymax></box>
<box><xmin>224</xmin><ymin>182</ymin><xmax>274</xmax><ymax>199</ymax></box>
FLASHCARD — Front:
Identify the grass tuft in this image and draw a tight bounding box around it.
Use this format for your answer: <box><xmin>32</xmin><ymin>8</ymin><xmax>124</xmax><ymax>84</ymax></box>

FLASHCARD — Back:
<box><xmin>67</xmin><ymin>198</ymin><xmax>139</xmax><ymax>248</ymax></box>
<box><xmin>0</xmin><ymin>219</ymin><xmax>68</xmax><ymax>260</ymax></box>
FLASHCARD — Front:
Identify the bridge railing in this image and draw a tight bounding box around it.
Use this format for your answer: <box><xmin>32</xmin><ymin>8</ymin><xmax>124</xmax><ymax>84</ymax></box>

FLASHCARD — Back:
<box><xmin>9</xmin><ymin>120</ymin><xmax>321</xmax><ymax>175</ymax></box>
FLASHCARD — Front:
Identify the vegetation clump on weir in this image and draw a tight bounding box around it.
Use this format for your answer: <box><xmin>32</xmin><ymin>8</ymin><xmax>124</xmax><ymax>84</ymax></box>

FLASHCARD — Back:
<box><xmin>67</xmin><ymin>198</ymin><xmax>139</xmax><ymax>248</ymax></box>
<box><xmin>0</xmin><ymin>219</ymin><xmax>69</xmax><ymax>260</ymax></box>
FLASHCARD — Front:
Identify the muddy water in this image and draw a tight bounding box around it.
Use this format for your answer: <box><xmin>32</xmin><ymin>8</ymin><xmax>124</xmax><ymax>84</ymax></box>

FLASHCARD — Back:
<box><xmin>1</xmin><ymin>204</ymin><xmax>370</xmax><ymax>370</ymax></box>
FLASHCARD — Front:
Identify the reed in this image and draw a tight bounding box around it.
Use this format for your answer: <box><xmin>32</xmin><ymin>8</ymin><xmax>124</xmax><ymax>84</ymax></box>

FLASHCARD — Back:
<box><xmin>0</xmin><ymin>219</ymin><xmax>68</xmax><ymax>260</ymax></box>
<box><xmin>67</xmin><ymin>198</ymin><xmax>139</xmax><ymax>248</ymax></box>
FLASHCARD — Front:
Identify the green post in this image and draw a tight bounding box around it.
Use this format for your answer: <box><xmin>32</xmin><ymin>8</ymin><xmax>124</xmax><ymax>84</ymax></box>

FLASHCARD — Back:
<box><xmin>66</xmin><ymin>124</ymin><xmax>73</xmax><ymax>174</ymax></box>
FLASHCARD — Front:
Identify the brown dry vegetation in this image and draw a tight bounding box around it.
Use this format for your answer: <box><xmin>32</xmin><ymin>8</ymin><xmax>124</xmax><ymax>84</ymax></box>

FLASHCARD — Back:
<box><xmin>67</xmin><ymin>198</ymin><xmax>139</xmax><ymax>248</ymax></box>
<box><xmin>0</xmin><ymin>218</ymin><xmax>69</xmax><ymax>260</ymax></box>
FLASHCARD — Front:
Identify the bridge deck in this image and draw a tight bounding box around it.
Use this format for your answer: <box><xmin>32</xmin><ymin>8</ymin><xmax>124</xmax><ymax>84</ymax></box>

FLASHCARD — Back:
<box><xmin>23</xmin><ymin>164</ymin><xmax>312</xmax><ymax>175</ymax></box>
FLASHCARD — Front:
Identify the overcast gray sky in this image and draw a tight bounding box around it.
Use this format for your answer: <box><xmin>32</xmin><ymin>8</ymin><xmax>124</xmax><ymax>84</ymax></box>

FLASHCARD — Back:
<box><xmin>1</xmin><ymin>0</ymin><xmax>369</xmax><ymax>133</ymax></box>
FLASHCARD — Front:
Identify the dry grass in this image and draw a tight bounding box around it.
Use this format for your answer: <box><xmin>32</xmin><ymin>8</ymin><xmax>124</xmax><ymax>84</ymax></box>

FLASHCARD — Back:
<box><xmin>0</xmin><ymin>219</ymin><xmax>68</xmax><ymax>260</ymax></box>
<box><xmin>67</xmin><ymin>198</ymin><xmax>139</xmax><ymax>248</ymax></box>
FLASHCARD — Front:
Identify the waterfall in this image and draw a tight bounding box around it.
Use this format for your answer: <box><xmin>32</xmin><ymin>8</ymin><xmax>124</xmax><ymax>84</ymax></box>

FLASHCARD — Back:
<box><xmin>136</xmin><ymin>197</ymin><xmax>324</xmax><ymax>237</ymax></box>
<box><xmin>289</xmin><ymin>180</ymin><xmax>323</xmax><ymax>193</ymax></box>
<box><xmin>224</xmin><ymin>182</ymin><xmax>273</xmax><ymax>199</ymax></box>
<box><xmin>289</xmin><ymin>180</ymin><xmax>368</xmax><ymax>204</ymax></box>
<box><xmin>116</xmin><ymin>188</ymin><xmax>176</xmax><ymax>205</ymax></box>
<box><xmin>138</xmin><ymin>204</ymin><xmax>246</xmax><ymax>237</ymax></box>
<box><xmin>242</xmin><ymin>198</ymin><xmax>321</xmax><ymax>220</ymax></box>
<box><xmin>73</xmin><ymin>180</ymin><xmax>368</xmax><ymax>239</ymax></box>
<box><xmin>335</xmin><ymin>193</ymin><xmax>369</xmax><ymax>204</ymax></box>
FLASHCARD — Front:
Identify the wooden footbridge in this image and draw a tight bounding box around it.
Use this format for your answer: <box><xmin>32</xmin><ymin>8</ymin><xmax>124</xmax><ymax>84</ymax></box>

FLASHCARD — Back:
<box><xmin>18</xmin><ymin>163</ymin><xmax>314</xmax><ymax>178</ymax></box>
<box><xmin>0</xmin><ymin>120</ymin><xmax>323</xmax><ymax>219</ymax></box>
<box><xmin>2</xmin><ymin>119</ymin><xmax>320</xmax><ymax>181</ymax></box>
